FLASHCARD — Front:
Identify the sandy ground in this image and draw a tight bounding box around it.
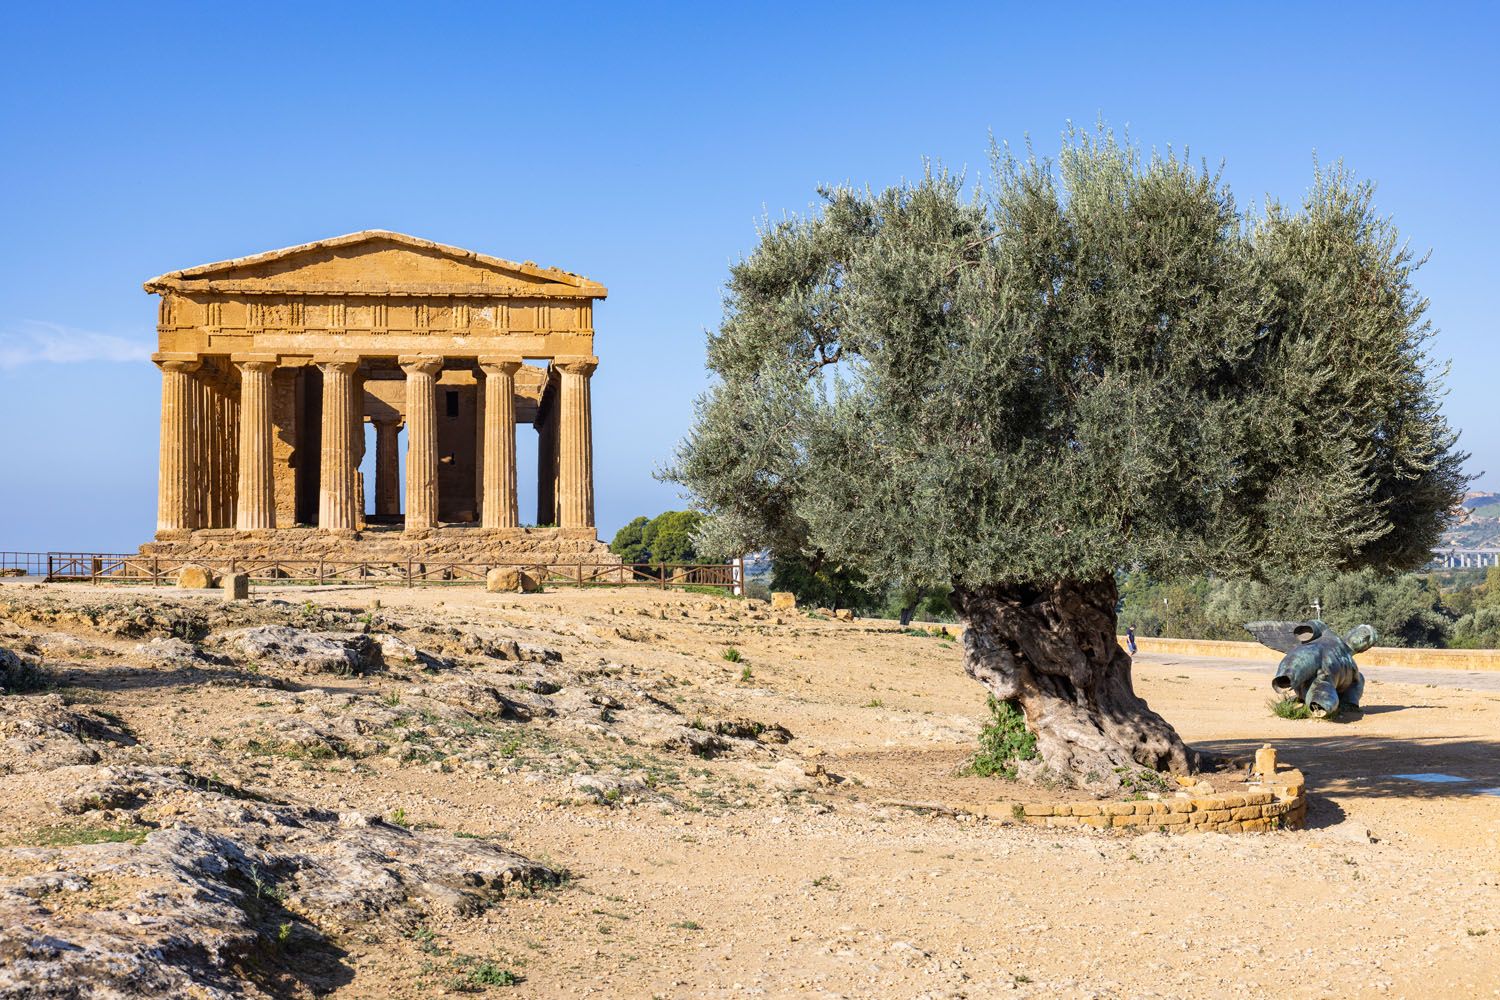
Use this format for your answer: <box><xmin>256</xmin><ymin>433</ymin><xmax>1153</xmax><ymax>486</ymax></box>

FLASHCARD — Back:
<box><xmin>2</xmin><ymin>580</ymin><xmax>1498</xmax><ymax>999</ymax></box>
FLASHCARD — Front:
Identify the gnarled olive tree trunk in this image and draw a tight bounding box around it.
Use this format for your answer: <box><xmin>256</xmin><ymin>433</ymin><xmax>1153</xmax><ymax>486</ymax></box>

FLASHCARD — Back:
<box><xmin>952</xmin><ymin>577</ymin><xmax>1194</xmax><ymax>792</ymax></box>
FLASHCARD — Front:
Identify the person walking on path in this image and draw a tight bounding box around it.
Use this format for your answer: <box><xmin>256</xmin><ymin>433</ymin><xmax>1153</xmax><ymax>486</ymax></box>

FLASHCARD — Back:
<box><xmin>1126</xmin><ymin>625</ymin><xmax>1138</xmax><ymax>656</ymax></box>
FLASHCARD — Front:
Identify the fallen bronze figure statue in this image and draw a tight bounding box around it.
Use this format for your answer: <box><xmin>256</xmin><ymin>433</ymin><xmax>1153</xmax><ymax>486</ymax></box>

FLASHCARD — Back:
<box><xmin>1244</xmin><ymin>619</ymin><xmax>1376</xmax><ymax>718</ymax></box>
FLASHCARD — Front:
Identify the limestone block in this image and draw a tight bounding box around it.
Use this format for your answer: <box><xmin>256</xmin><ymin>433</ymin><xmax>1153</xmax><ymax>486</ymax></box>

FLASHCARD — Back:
<box><xmin>486</xmin><ymin>568</ymin><xmax>539</xmax><ymax>593</ymax></box>
<box><xmin>834</xmin><ymin>608</ymin><xmax>854</xmax><ymax>622</ymax></box>
<box><xmin>770</xmin><ymin>592</ymin><xmax>797</xmax><ymax>611</ymax></box>
<box><xmin>1254</xmin><ymin>744</ymin><xmax>1278</xmax><ymax>779</ymax></box>
<box><xmin>222</xmin><ymin>572</ymin><xmax>250</xmax><ymax>601</ymax></box>
<box><xmin>177</xmin><ymin>564</ymin><xmax>216</xmax><ymax>589</ymax></box>
<box><xmin>1022</xmin><ymin>803</ymin><xmax>1052</xmax><ymax>817</ymax></box>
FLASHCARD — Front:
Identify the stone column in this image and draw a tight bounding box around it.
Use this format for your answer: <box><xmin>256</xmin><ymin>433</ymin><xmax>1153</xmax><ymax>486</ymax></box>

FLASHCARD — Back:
<box><xmin>373</xmin><ymin>419</ymin><xmax>401</xmax><ymax>517</ymax></box>
<box><xmin>156</xmin><ymin>359</ymin><xmax>201</xmax><ymax>536</ymax></box>
<box><xmin>556</xmin><ymin>357</ymin><xmax>597</xmax><ymax>530</ymax></box>
<box><xmin>401</xmin><ymin>355</ymin><xmax>442</xmax><ymax>532</ymax></box>
<box><xmin>479</xmin><ymin>359</ymin><xmax>522</xmax><ymax>529</ymax></box>
<box><xmin>317</xmin><ymin>360</ymin><xmax>360</xmax><ymax>533</ymax></box>
<box><xmin>234</xmin><ymin>360</ymin><xmax>277</xmax><ymax>530</ymax></box>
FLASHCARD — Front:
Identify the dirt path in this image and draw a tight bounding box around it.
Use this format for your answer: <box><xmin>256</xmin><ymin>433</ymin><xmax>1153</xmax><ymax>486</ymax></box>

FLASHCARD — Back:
<box><xmin>2</xmin><ymin>581</ymin><xmax>1497</xmax><ymax>999</ymax></box>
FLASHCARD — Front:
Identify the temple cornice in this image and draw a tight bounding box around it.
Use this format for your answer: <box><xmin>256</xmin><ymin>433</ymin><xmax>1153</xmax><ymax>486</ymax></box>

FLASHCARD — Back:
<box><xmin>147</xmin><ymin>280</ymin><xmax>602</xmax><ymax>298</ymax></box>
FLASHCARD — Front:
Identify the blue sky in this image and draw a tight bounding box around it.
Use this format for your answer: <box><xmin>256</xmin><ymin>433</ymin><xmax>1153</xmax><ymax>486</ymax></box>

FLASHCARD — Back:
<box><xmin>2</xmin><ymin>2</ymin><xmax>1495</xmax><ymax>552</ymax></box>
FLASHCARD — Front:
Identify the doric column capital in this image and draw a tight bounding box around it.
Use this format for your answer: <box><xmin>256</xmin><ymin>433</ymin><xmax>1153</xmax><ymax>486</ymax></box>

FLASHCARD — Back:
<box><xmin>156</xmin><ymin>358</ymin><xmax>202</xmax><ymax>374</ymax></box>
<box><xmin>479</xmin><ymin>358</ymin><xmax>524</xmax><ymax>377</ymax></box>
<box><xmin>317</xmin><ymin>360</ymin><xmax>360</xmax><ymax>376</ymax></box>
<box><xmin>371</xmin><ymin>416</ymin><xmax>403</xmax><ymax>429</ymax></box>
<box><xmin>553</xmin><ymin>355</ymin><xmax>598</xmax><ymax>377</ymax></box>
<box><xmin>235</xmin><ymin>359</ymin><xmax>278</xmax><ymax>375</ymax></box>
<box><xmin>399</xmin><ymin>355</ymin><xmax>444</xmax><ymax>377</ymax></box>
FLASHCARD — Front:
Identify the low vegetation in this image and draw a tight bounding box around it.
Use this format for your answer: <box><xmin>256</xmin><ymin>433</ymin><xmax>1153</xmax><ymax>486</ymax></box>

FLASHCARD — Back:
<box><xmin>964</xmin><ymin>697</ymin><xmax>1038</xmax><ymax>780</ymax></box>
<box><xmin>1268</xmin><ymin>696</ymin><xmax>1314</xmax><ymax>721</ymax></box>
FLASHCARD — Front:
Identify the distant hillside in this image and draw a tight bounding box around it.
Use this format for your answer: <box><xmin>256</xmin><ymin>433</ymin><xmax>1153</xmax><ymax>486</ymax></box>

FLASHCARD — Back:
<box><xmin>1441</xmin><ymin>492</ymin><xmax>1500</xmax><ymax>550</ymax></box>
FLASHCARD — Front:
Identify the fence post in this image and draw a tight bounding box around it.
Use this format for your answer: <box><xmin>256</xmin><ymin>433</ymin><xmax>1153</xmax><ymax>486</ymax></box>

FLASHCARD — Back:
<box><xmin>46</xmin><ymin>553</ymin><xmax>53</xmax><ymax>583</ymax></box>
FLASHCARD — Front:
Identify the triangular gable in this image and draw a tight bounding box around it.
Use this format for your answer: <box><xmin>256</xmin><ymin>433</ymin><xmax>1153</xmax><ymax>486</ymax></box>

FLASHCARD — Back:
<box><xmin>144</xmin><ymin>231</ymin><xmax>607</xmax><ymax>298</ymax></box>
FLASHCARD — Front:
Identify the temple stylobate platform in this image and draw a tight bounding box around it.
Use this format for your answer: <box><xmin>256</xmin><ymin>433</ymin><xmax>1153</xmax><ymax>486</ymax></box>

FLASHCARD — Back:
<box><xmin>139</xmin><ymin>230</ymin><xmax>615</xmax><ymax>564</ymax></box>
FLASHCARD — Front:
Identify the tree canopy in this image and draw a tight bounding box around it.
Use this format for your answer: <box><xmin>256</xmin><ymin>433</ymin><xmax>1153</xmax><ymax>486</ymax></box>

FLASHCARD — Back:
<box><xmin>609</xmin><ymin>510</ymin><xmax>706</xmax><ymax>565</ymax></box>
<box><xmin>671</xmin><ymin>130</ymin><xmax>1466</xmax><ymax>592</ymax></box>
<box><xmin>666</xmin><ymin>128</ymin><xmax>1468</xmax><ymax>788</ymax></box>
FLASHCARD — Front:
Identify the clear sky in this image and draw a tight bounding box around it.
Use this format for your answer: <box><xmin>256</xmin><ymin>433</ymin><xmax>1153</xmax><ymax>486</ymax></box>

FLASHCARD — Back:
<box><xmin>2</xmin><ymin>2</ymin><xmax>1495</xmax><ymax>552</ymax></box>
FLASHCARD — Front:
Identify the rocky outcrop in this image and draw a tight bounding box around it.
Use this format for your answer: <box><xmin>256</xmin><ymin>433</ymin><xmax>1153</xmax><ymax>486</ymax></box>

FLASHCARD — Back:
<box><xmin>0</xmin><ymin>695</ymin><xmax>133</xmax><ymax>776</ymax></box>
<box><xmin>226</xmin><ymin>626</ymin><xmax>384</xmax><ymax>675</ymax></box>
<box><xmin>0</xmin><ymin>765</ymin><xmax>556</xmax><ymax>999</ymax></box>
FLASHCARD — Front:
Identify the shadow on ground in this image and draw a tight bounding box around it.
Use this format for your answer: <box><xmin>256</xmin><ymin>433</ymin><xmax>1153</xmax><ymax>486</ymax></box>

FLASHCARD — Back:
<box><xmin>1195</xmin><ymin>734</ymin><xmax>1500</xmax><ymax>805</ymax></box>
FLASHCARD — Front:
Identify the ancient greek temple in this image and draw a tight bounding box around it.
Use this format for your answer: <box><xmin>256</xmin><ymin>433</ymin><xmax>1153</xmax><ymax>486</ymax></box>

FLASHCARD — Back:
<box><xmin>140</xmin><ymin>230</ymin><xmax>613</xmax><ymax>564</ymax></box>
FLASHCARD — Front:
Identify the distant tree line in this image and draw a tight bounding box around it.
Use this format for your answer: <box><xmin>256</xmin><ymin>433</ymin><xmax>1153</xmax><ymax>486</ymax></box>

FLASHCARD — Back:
<box><xmin>1118</xmin><ymin>567</ymin><xmax>1500</xmax><ymax>649</ymax></box>
<box><xmin>608</xmin><ymin>511</ymin><xmax>707</xmax><ymax>565</ymax></box>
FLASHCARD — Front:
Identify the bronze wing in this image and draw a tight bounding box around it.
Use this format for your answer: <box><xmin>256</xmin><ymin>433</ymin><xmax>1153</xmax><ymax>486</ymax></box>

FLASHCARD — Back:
<box><xmin>1243</xmin><ymin>620</ymin><xmax>1311</xmax><ymax>654</ymax></box>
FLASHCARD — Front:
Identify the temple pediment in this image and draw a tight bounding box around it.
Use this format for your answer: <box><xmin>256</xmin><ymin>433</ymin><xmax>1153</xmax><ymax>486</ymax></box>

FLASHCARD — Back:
<box><xmin>144</xmin><ymin>230</ymin><xmax>607</xmax><ymax>299</ymax></box>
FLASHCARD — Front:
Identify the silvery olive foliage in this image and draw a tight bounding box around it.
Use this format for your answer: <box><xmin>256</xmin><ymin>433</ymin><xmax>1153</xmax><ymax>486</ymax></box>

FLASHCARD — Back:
<box><xmin>669</xmin><ymin>129</ymin><xmax>1468</xmax><ymax>596</ymax></box>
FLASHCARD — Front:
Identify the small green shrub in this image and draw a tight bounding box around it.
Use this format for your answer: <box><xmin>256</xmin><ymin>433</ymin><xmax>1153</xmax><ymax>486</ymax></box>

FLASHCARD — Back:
<box><xmin>465</xmin><ymin>961</ymin><xmax>520</xmax><ymax>987</ymax></box>
<box><xmin>1268</xmin><ymin>696</ymin><xmax>1313</xmax><ymax>720</ymax></box>
<box><xmin>738</xmin><ymin>664</ymin><xmax>753</xmax><ymax>682</ymax></box>
<box><xmin>721</xmin><ymin>647</ymin><xmax>742</xmax><ymax>663</ymax></box>
<box><xmin>964</xmin><ymin>697</ymin><xmax>1038</xmax><ymax>780</ymax></box>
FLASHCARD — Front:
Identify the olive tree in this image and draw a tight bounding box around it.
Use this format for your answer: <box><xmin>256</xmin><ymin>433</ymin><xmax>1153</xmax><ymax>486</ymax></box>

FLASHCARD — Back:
<box><xmin>668</xmin><ymin>130</ymin><xmax>1467</xmax><ymax>790</ymax></box>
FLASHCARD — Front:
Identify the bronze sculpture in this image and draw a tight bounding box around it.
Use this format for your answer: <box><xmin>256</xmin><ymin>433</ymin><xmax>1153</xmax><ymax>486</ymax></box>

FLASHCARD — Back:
<box><xmin>1245</xmin><ymin>620</ymin><xmax>1375</xmax><ymax>718</ymax></box>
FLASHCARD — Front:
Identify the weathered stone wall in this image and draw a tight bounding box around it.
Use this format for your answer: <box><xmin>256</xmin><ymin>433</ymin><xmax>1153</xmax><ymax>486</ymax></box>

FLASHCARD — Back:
<box><xmin>985</xmin><ymin>769</ymin><xmax>1308</xmax><ymax>834</ymax></box>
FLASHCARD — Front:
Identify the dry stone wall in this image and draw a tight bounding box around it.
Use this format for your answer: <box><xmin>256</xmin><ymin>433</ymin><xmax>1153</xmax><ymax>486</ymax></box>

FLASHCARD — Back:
<box><xmin>984</xmin><ymin>769</ymin><xmax>1308</xmax><ymax>834</ymax></box>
